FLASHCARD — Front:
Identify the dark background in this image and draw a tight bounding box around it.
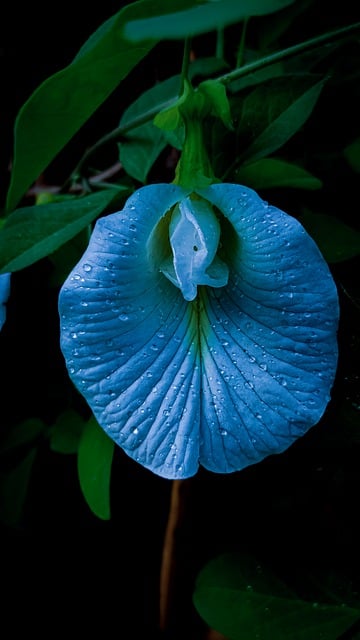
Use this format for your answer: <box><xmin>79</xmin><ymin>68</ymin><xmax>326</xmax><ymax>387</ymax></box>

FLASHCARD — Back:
<box><xmin>1</xmin><ymin>2</ymin><xmax>360</xmax><ymax>638</ymax></box>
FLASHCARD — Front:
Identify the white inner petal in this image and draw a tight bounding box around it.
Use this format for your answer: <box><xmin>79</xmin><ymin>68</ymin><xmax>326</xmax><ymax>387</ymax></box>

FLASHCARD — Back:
<box><xmin>160</xmin><ymin>196</ymin><xmax>229</xmax><ymax>301</ymax></box>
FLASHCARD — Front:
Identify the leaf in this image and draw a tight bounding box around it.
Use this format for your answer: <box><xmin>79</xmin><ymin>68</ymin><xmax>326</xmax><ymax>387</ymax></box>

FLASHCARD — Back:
<box><xmin>0</xmin><ymin>188</ymin><xmax>121</xmax><ymax>273</ymax></box>
<box><xmin>0</xmin><ymin>448</ymin><xmax>37</xmax><ymax>525</ymax></box>
<box><xmin>6</xmin><ymin>0</ymin><xmax>195</xmax><ymax>211</ymax></box>
<box><xmin>49</xmin><ymin>410</ymin><xmax>87</xmax><ymax>454</ymax></box>
<box><xmin>239</xmin><ymin>76</ymin><xmax>326</xmax><ymax>163</ymax></box>
<box><xmin>234</xmin><ymin>158</ymin><xmax>322</xmax><ymax>190</ymax></box>
<box><xmin>193</xmin><ymin>553</ymin><xmax>360</xmax><ymax>640</ymax></box>
<box><xmin>77</xmin><ymin>416</ymin><xmax>114</xmax><ymax>520</ymax></box>
<box><xmin>299</xmin><ymin>210</ymin><xmax>360</xmax><ymax>263</ymax></box>
<box><xmin>119</xmin><ymin>75</ymin><xmax>181</xmax><ymax>183</ymax></box>
<box><xmin>0</xmin><ymin>419</ymin><xmax>45</xmax><ymax>454</ymax></box>
<box><xmin>124</xmin><ymin>0</ymin><xmax>296</xmax><ymax>40</ymax></box>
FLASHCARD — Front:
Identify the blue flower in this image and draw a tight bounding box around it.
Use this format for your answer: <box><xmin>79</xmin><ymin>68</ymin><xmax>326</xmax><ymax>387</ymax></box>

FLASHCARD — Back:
<box><xmin>0</xmin><ymin>273</ymin><xmax>11</xmax><ymax>331</ymax></box>
<box><xmin>58</xmin><ymin>183</ymin><xmax>339</xmax><ymax>479</ymax></box>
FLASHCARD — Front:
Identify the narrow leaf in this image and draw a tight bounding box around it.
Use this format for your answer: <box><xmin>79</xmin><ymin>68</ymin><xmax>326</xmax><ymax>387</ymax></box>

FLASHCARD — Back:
<box><xmin>124</xmin><ymin>0</ymin><xmax>296</xmax><ymax>41</ymax></box>
<box><xmin>235</xmin><ymin>158</ymin><xmax>322</xmax><ymax>190</ymax></box>
<box><xmin>239</xmin><ymin>77</ymin><xmax>326</xmax><ymax>163</ymax></box>
<box><xmin>77</xmin><ymin>417</ymin><xmax>114</xmax><ymax>520</ymax></box>
<box><xmin>0</xmin><ymin>188</ymin><xmax>120</xmax><ymax>273</ymax></box>
<box><xmin>193</xmin><ymin>553</ymin><xmax>360</xmax><ymax>640</ymax></box>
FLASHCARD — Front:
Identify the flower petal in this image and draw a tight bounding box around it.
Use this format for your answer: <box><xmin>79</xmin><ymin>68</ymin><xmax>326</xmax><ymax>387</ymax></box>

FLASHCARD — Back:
<box><xmin>59</xmin><ymin>184</ymin><xmax>204</xmax><ymax>479</ymax></box>
<box><xmin>160</xmin><ymin>196</ymin><xmax>228</xmax><ymax>300</ymax></box>
<box><xmin>59</xmin><ymin>182</ymin><xmax>339</xmax><ymax>480</ymax></box>
<box><xmin>196</xmin><ymin>183</ymin><xmax>339</xmax><ymax>472</ymax></box>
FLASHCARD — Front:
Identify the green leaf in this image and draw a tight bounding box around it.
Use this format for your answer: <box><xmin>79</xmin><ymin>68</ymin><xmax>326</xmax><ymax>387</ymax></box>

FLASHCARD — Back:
<box><xmin>343</xmin><ymin>136</ymin><xmax>360</xmax><ymax>172</ymax></box>
<box><xmin>299</xmin><ymin>210</ymin><xmax>360</xmax><ymax>263</ymax></box>
<box><xmin>0</xmin><ymin>419</ymin><xmax>45</xmax><ymax>454</ymax></box>
<box><xmin>0</xmin><ymin>188</ymin><xmax>120</xmax><ymax>273</ymax></box>
<box><xmin>119</xmin><ymin>75</ymin><xmax>181</xmax><ymax>182</ymax></box>
<box><xmin>49</xmin><ymin>410</ymin><xmax>87</xmax><ymax>454</ymax></box>
<box><xmin>6</xmin><ymin>0</ymin><xmax>194</xmax><ymax>211</ymax></box>
<box><xmin>193</xmin><ymin>553</ymin><xmax>360</xmax><ymax>640</ymax></box>
<box><xmin>239</xmin><ymin>76</ymin><xmax>326</xmax><ymax>163</ymax></box>
<box><xmin>124</xmin><ymin>0</ymin><xmax>296</xmax><ymax>41</ymax></box>
<box><xmin>0</xmin><ymin>448</ymin><xmax>37</xmax><ymax>525</ymax></box>
<box><xmin>77</xmin><ymin>417</ymin><xmax>114</xmax><ymax>520</ymax></box>
<box><xmin>234</xmin><ymin>158</ymin><xmax>322</xmax><ymax>190</ymax></box>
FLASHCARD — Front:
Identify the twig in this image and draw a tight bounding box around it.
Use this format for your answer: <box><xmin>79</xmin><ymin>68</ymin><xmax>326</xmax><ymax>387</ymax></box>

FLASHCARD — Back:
<box><xmin>159</xmin><ymin>478</ymin><xmax>191</xmax><ymax>632</ymax></box>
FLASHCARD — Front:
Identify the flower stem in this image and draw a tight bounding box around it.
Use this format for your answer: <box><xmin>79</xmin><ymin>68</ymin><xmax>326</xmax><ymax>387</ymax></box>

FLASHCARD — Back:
<box><xmin>159</xmin><ymin>478</ymin><xmax>192</xmax><ymax>632</ymax></box>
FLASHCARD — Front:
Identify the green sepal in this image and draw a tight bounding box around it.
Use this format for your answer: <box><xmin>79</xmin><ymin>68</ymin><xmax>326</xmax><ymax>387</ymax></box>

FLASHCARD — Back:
<box><xmin>198</xmin><ymin>80</ymin><xmax>233</xmax><ymax>130</ymax></box>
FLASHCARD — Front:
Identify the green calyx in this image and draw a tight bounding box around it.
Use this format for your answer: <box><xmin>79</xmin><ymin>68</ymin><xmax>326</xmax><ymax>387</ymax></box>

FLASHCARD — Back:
<box><xmin>174</xmin><ymin>80</ymin><xmax>215</xmax><ymax>189</ymax></box>
<box><xmin>154</xmin><ymin>79</ymin><xmax>232</xmax><ymax>190</ymax></box>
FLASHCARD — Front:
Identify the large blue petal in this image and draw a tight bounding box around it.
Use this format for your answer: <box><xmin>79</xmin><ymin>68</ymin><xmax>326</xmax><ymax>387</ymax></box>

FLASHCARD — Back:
<box><xmin>197</xmin><ymin>184</ymin><xmax>339</xmax><ymax>473</ymax></box>
<box><xmin>59</xmin><ymin>183</ymin><xmax>339</xmax><ymax>479</ymax></box>
<box><xmin>0</xmin><ymin>273</ymin><xmax>11</xmax><ymax>330</ymax></box>
<box><xmin>59</xmin><ymin>184</ymin><xmax>204</xmax><ymax>479</ymax></box>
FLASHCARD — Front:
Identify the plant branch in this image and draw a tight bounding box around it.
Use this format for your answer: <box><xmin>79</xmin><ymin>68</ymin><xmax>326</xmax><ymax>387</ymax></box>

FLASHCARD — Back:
<box><xmin>159</xmin><ymin>478</ymin><xmax>191</xmax><ymax>632</ymax></box>
<box><xmin>219</xmin><ymin>21</ymin><xmax>360</xmax><ymax>86</ymax></box>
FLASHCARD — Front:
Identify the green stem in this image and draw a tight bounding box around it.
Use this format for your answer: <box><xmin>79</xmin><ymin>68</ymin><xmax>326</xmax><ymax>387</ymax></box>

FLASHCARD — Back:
<box><xmin>180</xmin><ymin>38</ymin><xmax>192</xmax><ymax>94</ymax></box>
<box><xmin>67</xmin><ymin>20</ymin><xmax>360</xmax><ymax>185</ymax></box>
<box><xmin>236</xmin><ymin>17</ymin><xmax>249</xmax><ymax>68</ymax></box>
<box><xmin>219</xmin><ymin>20</ymin><xmax>360</xmax><ymax>86</ymax></box>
